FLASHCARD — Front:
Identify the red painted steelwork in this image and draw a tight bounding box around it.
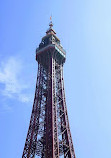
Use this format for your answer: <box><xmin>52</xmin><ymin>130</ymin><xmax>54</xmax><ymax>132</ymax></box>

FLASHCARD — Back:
<box><xmin>22</xmin><ymin>23</ymin><xmax>76</xmax><ymax>158</ymax></box>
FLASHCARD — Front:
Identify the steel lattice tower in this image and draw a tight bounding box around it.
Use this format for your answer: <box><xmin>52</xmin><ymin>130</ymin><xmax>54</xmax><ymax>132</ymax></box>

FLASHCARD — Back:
<box><xmin>22</xmin><ymin>21</ymin><xmax>76</xmax><ymax>158</ymax></box>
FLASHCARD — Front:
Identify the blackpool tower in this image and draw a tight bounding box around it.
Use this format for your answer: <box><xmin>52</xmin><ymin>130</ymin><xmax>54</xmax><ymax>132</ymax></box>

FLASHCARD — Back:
<box><xmin>22</xmin><ymin>20</ymin><xmax>76</xmax><ymax>158</ymax></box>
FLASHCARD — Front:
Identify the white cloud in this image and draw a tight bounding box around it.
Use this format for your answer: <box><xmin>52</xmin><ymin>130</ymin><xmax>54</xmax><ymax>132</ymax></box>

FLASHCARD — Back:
<box><xmin>0</xmin><ymin>57</ymin><xmax>33</xmax><ymax>103</ymax></box>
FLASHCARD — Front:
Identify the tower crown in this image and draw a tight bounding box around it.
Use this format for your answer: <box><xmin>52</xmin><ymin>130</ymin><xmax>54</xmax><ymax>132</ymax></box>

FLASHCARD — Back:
<box><xmin>36</xmin><ymin>21</ymin><xmax>66</xmax><ymax>65</ymax></box>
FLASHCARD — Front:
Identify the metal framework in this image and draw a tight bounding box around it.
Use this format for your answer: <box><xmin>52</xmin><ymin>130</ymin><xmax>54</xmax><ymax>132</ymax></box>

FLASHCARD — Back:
<box><xmin>22</xmin><ymin>21</ymin><xmax>76</xmax><ymax>158</ymax></box>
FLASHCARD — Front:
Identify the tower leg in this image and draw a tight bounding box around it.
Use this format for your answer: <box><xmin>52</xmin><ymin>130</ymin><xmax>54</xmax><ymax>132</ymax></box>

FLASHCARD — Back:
<box><xmin>22</xmin><ymin>64</ymin><xmax>47</xmax><ymax>158</ymax></box>
<box><xmin>55</xmin><ymin>63</ymin><xmax>76</xmax><ymax>158</ymax></box>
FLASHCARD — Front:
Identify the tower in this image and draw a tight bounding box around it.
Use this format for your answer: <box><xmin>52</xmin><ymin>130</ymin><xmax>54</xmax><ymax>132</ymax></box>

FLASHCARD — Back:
<box><xmin>22</xmin><ymin>20</ymin><xmax>76</xmax><ymax>158</ymax></box>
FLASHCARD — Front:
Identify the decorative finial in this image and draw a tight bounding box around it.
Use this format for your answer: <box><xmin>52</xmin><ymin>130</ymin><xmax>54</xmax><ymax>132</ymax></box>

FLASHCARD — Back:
<box><xmin>50</xmin><ymin>15</ymin><xmax>52</xmax><ymax>21</ymax></box>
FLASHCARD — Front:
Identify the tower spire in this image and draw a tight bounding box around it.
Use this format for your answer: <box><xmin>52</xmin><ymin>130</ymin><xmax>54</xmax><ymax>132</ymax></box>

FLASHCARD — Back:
<box><xmin>46</xmin><ymin>16</ymin><xmax>56</xmax><ymax>35</ymax></box>
<box><xmin>49</xmin><ymin>15</ymin><xmax>53</xmax><ymax>28</ymax></box>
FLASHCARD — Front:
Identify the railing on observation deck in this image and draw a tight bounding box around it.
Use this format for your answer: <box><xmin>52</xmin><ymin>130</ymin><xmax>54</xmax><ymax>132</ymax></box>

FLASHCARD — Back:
<box><xmin>36</xmin><ymin>41</ymin><xmax>66</xmax><ymax>56</ymax></box>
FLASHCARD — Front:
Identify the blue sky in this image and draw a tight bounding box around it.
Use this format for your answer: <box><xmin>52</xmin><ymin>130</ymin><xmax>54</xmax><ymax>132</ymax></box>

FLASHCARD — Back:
<box><xmin>0</xmin><ymin>0</ymin><xmax>111</xmax><ymax>158</ymax></box>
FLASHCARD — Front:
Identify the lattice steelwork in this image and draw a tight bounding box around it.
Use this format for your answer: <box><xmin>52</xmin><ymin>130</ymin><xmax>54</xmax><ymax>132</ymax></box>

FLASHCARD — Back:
<box><xmin>22</xmin><ymin>21</ymin><xmax>76</xmax><ymax>158</ymax></box>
